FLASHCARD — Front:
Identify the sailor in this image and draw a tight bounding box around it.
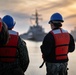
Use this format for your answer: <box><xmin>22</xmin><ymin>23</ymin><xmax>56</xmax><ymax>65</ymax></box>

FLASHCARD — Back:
<box><xmin>40</xmin><ymin>13</ymin><xmax>75</xmax><ymax>75</ymax></box>
<box><xmin>1</xmin><ymin>15</ymin><xmax>30</xmax><ymax>75</ymax></box>
<box><xmin>0</xmin><ymin>18</ymin><xmax>9</xmax><ymax>46</ymax></box>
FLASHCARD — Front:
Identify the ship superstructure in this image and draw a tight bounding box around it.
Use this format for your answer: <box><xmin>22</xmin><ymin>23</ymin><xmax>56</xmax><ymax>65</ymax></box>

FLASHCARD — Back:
<box><xmin>71</xmin><ymin>27</ymin><xmax>76</xmax><ymax>41</ymax></box>
<box><xmin>20</xmin><ymin>10</ymin><xmax>46</xmax><ymax>42</ymax></box>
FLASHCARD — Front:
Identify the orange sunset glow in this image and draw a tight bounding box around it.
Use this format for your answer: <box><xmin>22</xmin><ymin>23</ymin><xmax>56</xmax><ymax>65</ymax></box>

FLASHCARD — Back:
<box><xmin>0</xmin><ymin>0</ymin><xmax>76</xmax><ymax>33</ymax></box>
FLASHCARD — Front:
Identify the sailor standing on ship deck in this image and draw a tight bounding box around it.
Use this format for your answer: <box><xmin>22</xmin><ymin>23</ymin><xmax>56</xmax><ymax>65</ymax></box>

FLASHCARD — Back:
<box><xmin>0</xmin><ymin>15</ymin><xmax>30</xmax><ymax>75</ymax></box>
<box><xmin>40</xmin><ymin>12</ymin><xmax>75</xmax><ymax>75</ymax></box>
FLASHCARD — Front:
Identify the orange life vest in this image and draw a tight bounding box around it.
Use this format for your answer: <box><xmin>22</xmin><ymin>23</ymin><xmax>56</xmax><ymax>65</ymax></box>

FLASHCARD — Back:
<box><xmin>51</xmin><ymin>28</ymin><xmax>70</xmax><ymax>60</ymax></box>
<box><xmin>0</xmin><ymin>30</ymin><xmax>18</xmax><ymax>62</ymax></box>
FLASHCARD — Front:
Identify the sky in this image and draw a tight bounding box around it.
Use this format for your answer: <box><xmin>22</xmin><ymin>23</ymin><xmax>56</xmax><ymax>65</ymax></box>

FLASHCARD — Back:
<box><xmin>0</xmin><ymin>0</ymin><xmax>76</xmax><ymax>34</ymax></box>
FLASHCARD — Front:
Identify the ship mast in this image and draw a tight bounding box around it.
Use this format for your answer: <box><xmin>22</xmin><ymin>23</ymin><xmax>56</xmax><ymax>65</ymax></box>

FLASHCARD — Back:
<box><xmin>31</xmin><ymin>10</ymin><xmax>42</xmax><ymax>26</ymax></box>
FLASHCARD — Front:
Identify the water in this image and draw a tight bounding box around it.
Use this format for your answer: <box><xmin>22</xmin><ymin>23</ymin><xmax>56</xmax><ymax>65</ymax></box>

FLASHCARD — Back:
<box><xmin>24</xmin><ymin>40</ymin><xmax>76</xmax><ymax>75</ymax></box>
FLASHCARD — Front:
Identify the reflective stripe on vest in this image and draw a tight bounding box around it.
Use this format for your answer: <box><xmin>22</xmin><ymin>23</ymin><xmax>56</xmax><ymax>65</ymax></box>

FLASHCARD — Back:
<box><xmin>51</xmin><ymin>28</ymin><xmax>70</xmax><ymax>60</ymax></box>
<box><xmin>0</xmin><ymin>30</ymin><xmax>18</xmax><ymax>62</ymax></box>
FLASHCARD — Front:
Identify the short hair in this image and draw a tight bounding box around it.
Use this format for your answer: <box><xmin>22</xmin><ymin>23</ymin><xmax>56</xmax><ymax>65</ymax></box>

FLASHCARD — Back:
<box><xmin>51</xmin><ymin>21</ymin><xmax>62</xmax><ymax>28</ymax></box>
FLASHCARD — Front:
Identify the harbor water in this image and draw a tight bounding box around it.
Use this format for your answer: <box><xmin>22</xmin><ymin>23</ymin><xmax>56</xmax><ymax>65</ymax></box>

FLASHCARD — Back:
<box><xmin>25</xmin><ymin>40</ymin><xmax>76</xmax><ymax>75</ymax></box>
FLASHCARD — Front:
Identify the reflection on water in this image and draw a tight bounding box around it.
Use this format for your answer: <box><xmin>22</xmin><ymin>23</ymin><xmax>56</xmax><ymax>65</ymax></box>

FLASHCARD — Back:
<box><xmin>24</xmin><ymin>40</ymin><xmax>76</xmax><ymax>75</ymax></box>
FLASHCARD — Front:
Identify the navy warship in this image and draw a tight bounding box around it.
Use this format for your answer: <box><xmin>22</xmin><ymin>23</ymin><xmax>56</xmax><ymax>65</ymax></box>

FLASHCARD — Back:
<box><xmin>71</xmin><ymin>27</ymin><xmax>76</xmax><ymax>41</ymax></box>
<box><xmin>20</xmin><ymin>10</ymin><xmax>46</xmax><ymax>42</ymax></box>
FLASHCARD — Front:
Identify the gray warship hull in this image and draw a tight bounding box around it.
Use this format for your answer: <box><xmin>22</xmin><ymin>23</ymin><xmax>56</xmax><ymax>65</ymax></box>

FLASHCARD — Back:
<box><xmin>20</xmin><ymin>10</ymin><xmax>47</xmax><ymax>42</ymax></box>
<box><xmin>20</xmin><ymin>25</ymin><xmax>46</xmax><ymax>42</ymax></box>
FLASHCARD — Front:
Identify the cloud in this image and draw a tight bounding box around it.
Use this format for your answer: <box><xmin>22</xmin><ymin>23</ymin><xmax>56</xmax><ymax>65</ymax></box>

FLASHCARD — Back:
<box><xmin>65</xmin><ymin>14</ymin><xmax>76</xmax><ymax>19</ymax></box>
<box><xmin>1</xmin><ymin>9</ymin><xmax>30</xmax><ymax>20</ymax></box>
<box><xmin>0</xmin><ymin>0</ymin><xmax>76</xmax><ymax>33</ymax></box>
<box><xmin>38</xmin><ymin>0</ymin><xmax>76</xmax><ymax>11</ymax></box>
<box><xmin>0</xmin><ymin>0</ymin><xmax>18</xmax><ymax>8</ymax></box>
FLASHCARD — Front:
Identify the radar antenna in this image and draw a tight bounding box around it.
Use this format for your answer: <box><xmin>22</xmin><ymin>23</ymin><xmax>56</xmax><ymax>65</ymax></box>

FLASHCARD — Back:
<box><xmin>31</xmin><ymin>10</ymin><xmax>42</xmax><ymax>26</ymax></box>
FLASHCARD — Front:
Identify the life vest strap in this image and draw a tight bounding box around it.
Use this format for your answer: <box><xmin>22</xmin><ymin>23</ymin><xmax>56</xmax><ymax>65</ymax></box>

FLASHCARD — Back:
<box><xmin>0</xmin><ymin>46</ymin><xmax>17</xmax><ymax>48</ymax></box>
<box><xmin>56</xmin><ymin>54</ymin><xmax>67</xmax><ymax>56</ymax></box>
<box><xmin>56</xmin><ymin>56</ymin><xmax>67</xmax><ymax>60</ymax></box>
<box><xmin>0</xmin><ymin>56</ymin><xmax>18</xmax><ymax>58</ymax></box>
<box><xmin>56</xmin><ymin>44</ymin><xmax>69</xmax><ymax>47</ymax></box>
